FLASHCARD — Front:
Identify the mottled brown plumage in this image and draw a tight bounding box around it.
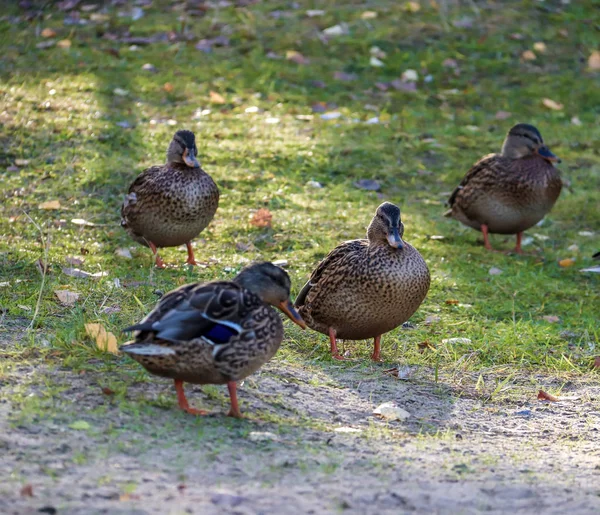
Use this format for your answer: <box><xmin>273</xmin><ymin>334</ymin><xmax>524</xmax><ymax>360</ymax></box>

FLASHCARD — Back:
<box><xmin>445</xmin><ymin>123</ymin><xmax>562</xmax><ymax>253</ymax></box>
<box><xmin>121</xmin><ymin>262</ymin><xmax>306</xmax><ymax>418</ymax></box>
<box><xmin>121</xmin><ymin>130</ymin><xmax>219</xmax><ymax>267</ymax></box>
<box><xmin>295</xmin><ymin>202</ymin><xmax>430</xmax><ymax>361</ymax></box>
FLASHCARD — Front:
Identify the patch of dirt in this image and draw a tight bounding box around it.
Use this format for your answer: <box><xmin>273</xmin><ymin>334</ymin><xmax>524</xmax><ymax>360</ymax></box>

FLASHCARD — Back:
<box><xmin>1</xmin><ymin>326</ymin><xmax>599</xmax><ymax>514</ymax></box>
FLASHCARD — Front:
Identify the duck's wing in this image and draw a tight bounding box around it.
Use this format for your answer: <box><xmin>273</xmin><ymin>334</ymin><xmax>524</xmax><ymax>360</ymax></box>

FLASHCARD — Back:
<box><xmin>295</xmin><ymin>240</ymin><xmax>365</xmax><ymax>308</ymax></box>
<box><xmin>445</xmin><ymin>153</ymin><xmax>499</xmax><ymax>212</ymax></box>
<box><xmin>122</xmin><ymin>281</ymin><xmax>258</xmax><ymax>346</ymax></box>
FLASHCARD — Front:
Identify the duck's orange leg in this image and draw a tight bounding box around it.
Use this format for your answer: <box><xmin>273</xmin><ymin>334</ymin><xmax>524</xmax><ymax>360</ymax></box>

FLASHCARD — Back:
<box><xmin>148</xmin><ymin>241</ymin><xmax>166</xmax><ymax>269</ymax></box>
<box><xmin>481</xmin><ymin>224</ymin><xmax>494</xmax><ymax>251</ymax></box>
<box><xmin>513</xmin><ymin>232</ymin><xmax>524</xmax><ymax>254</ymax></box>
<box><xmin>185</xmin><ymin>242</ymin><xmax>199</xmax><ymax>266</ymax></box>
<box><xmin>226</xmin><ymin>381</ymin><xmax>242</xmax><ymax>418</ymax></box>
<box><xmin>329</xmin><ymin>327</ymin><xmax>348</xmax><ymax>360</ymax></box>
<box><xmin>371</xmin><ymin>335</ymin><xmax>383</xmax><ymax>362</ymax></box>
<box><xmin>174</xmin><ymin>379</ymin><xmax>207</xmax><ymax>415</ymax></box>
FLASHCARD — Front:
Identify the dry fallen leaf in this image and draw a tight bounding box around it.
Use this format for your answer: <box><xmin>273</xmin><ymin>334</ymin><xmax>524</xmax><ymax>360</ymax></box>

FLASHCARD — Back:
<box><xmin>250</xmin><ymin>208</ymin><xmax>273</xmax><ymax>228</ymax></box>
<box><xmin>41</xmin><ymin>28</ymin><xmax>57</xmax><ymax>38</ymax></box>
<box><xmin>209</xmin><ymin>90</ymin><xmax>226</xmax><ymax>104</ymax></box>
<box><xmin>55</xmin><ymin>290</ymin><xmax>80</xmax><ymax>306</ymax></box>
<box><xmin>533</xmin><ymin>42</ymin><xmax>547</xmax><ymax>53</ymax></box>
<box><xmin>63</xmin><ymin>267</ymin><xmax>108</xmax><ymax>279</ymax></box>
<box><xmin>71</xmin><ymin>218</ymin><xmax>95</xmax><ymax>227</ymax></box>
<box><xmin>522</xmin><ymin>50</ymin><xmax>536</xmax><ymax>61</ymax></box>
<box><xmin>163</xmin><ymin>82</ymin><xmax>174</xmax><ymax>93</ymax></box>
<box><xmin>593</xmin><ymin>356</ymin><xmax>600</xmax><ymax>369</ymax></box>
<box><xmin>418</xmin><ymin>340</ymin><xmax>435</xmax><ymax>353</ymax></box>
<box><xmin>558</xmin><ymin>258</ymin><xmax>575</xmax><ymax>268</ymax></box>
<box><xmin>424</xmin><ymin>315</ymin><xmax>441</xmax><ymax>325</ymax></box>
<box><xmin>286</xmin><ymin>50</ymin><xmax>309</xmax><ymax>65</ymax></box>
<box><xmin>542</xmin><ymin>315</ymin><xmax>560</xmax><ymax>323</ymax></box>
<box><xmin>542</xmin><ymin>98</ymin><xmax>563</xmax><ymax>111</ymax></box>
<box><xmin>39</xmin><ymin>200</ymin><xmax>61</xmax><ymax>210</ymax></box>
<box><xmin>373</xmin><ymin>402</ymin><xmax>411</xmax><ymax>420</ymax></box>
<box><xmin>85</xmin><ymin>323</ymin><xmax>119</xmax><ymax>354</ymax></box>
<box><xmin>445</xmin><ymin>299</ymin><xmax>460</xmax><ymax>305</ymax></box>
<box><xmin>20</xmin><ymin>484</ymin><xmax>34</xmax><ymax>497</ymax></box>
<box><xmin>495</xmin><ymin>110</ymin><xmax>512</xmax><ymax>120</ymax></box>
<box><xmin>101</xmin><ymin>387</ymin><xmax>115</xmax><ymax>395</ymax></box>
<box><xmin>588</xmin><ymin>50</ymin><xmax>600</xmax><ymax>71</ymax></box>
<box><xmin>361</xmin><ymin>11</ymin><xmax>378</xmax><ymax>19</ymax></box>
<box><xmin>57</xmin><ymin>39</ymin><xmax>72</xmax><ymax>49</ymax></box>
<box><xmin>403</xmin><ymin>1</ymin><xmax>420</xmax><ymax>12</ymax></box>
<box><xmin>537</xmin><ymin>389</ymin><xmax>559</xmax><ymax>402</ymax></box>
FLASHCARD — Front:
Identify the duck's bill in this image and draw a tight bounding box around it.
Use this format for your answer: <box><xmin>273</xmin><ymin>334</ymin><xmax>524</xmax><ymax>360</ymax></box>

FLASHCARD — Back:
<box><xmin>278</xmin><ymin>299</ymin><xmax>307</xmax><ymax>329</ymax></box>
<box><xmin>387</xmin><ymin>227</ymin><xmax>404</xmax><ymax>249</ymax></box>
<box><xmin>537</xmin><ymin>146</ymin><xmax>561</xmax><ymax>163</ymax></box>
<box><xmin>183</xmin><ymin>148</ymin><xmax>200</xmax><ymax>168</ymax></box>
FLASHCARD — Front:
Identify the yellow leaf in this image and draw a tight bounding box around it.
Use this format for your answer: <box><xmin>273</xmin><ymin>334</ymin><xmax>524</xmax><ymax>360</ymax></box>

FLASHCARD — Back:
<box><xmin>163</xmin><ymin>82</ymin><xmax>174</xmax><ymax>93</ymax></box>
<box><xmin>57</xmin><ymin>39</ymin><xmax>72</xmax><ymax>49</ymax></box>
<box><xmin>209</xmin><ymin>90</ymin><xmax>226</xmax><ymax>104</ymax></box>
<box><xmin>360</xmin><ymin>11</ymin><xmax>378</xmax><ymax>19</ymax></box>
<box><xmin>403</xmin><ymin>1</ymin><xmax>421</xmax><ymax>12</ymax></box>
<box><xmin>85</xmin><ymin>323</ymin><xmax>119</xmax><ymax>354</ymax></box>
<box><xmin>521</xmin><ymin>50</ymin><xmax>536</xmax><ymax>61</ymax></box>
<box><xmin>41</xmin><ymin>28</ymin><xmax>57</xmax><ymax>38</ymax></box>
<box><xmin>39</xmin><ymin>200</ymin><xmax>61</xmax><ymax>210</ymax></box>
<box><xmin>558</xmin><ymin>258</ymin><xmax>575</xmax><ymax>268</ymax></box>
<box><xmin>542</xmin><ymin>98</ymin><xmax>563</xmax><ymax>111</ymax></box>
<box><xmin>533</xmin><ymin>42</ymin><xmax>546</xmax><ymax>53</ymax></box>
<box><xmin>588</xmin><ymin>50</ymin><xmax>600</xmax><ymax>71</ymax></box>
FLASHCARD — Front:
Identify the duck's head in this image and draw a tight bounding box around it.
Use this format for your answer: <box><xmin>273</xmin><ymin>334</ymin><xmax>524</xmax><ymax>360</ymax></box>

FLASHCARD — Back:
<box><xmin>501</xmin><ymin>123</ymin><xmax>560</xmax><ymax>164</ymax></box>
<box><xmin>166</xmin><ymin>129</ymin><xmax>200</xmax><ymax>168</ymax></box>
<box><xmin>234</xmin><ymin>262</ymin><xmax>306</xmax><ymax>329</ymax></box>
<box><xmin>367</xmin><ymin>202</ymin><xmax>404</xmax><ymax>249</ymax></box>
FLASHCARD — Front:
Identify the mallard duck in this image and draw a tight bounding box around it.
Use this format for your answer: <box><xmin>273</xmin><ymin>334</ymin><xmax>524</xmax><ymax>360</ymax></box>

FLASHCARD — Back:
<box><xmin>444</xmin><ymin>123</ymin><xmax>562</xmax><ymax>253</ymax></box>
<box><xmin>121</xmin><ymin>129</ymin><xmax>219</xmax><ymax>268</ymax></box>
<box><xmin>120</xmin><ymin>262</ymin><xmax>306</xmax><ymax>418</ymax></box>
<box><xmin>295</xmin><ymin>202</ymin><xmax>430</xmax><ymax>361</ymax></box>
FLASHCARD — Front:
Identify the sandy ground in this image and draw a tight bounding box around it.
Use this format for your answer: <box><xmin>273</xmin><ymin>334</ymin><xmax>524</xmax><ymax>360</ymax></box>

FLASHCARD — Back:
<box><xmin>1</xmin><ymin>322</ymin><xmax>599</xmax><ymax>515</ymax></box>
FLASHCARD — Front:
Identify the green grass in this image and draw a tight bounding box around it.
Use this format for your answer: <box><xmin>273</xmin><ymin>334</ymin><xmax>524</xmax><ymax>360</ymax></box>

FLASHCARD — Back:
<box><xmin>0</xmin><ymin>0</ymin><xmax>598</xmax><ymax>394</ymax></box>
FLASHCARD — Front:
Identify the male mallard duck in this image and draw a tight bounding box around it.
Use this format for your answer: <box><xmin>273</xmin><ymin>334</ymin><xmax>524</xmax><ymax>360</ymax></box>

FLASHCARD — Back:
<box><xmin>295</xmin><ymin>202</ymin><xmax>430</xmax><ymax>361</ymax></box>
<box><xmin>444</xmin><ymin>123</ymin><xmax>562</xmax><ymax>253</ymax></box>
<box><xmin>120</xmin><ymin>262</ymin><xmax>306</xmax><ymax>418</ymax></box>
<box><xmin>121</xmin><ymin>129</ymin><xmax>219</xmax><ymax>268</ymax></box>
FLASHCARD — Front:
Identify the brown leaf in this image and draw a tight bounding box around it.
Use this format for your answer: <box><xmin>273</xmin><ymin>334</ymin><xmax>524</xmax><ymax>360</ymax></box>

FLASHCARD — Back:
<box><xmin>20</xmin><ymin>484</ymin><xmax>34</xmax><ymax>497</ymax></box>
<box><xmin>593</xmin><ymin>356</ymin><xmax>600</xmax><ymax>369</ymax></box>
<box><xmin>55</xmin><ymin>290</ymin><xmax>80</xmax><ymax>306</ymax></box>
<box><xmin>85</xmin><ymin>323</ymin><xmax>119</xmax><ymax>354</ymax></box>
<box><xmin>41</xmin><ymin>28</ymin><xmax>57</xmax><ymax>38</ymax></box>
<box><xmin>588</xmin><ymin>51</ymin><xmax>600</xmax><ymax>71</ymax></box>
<box><xmin>537</xmin><ymin>389</ymin><xmax>559</xmax><ymax>402</ymax></box>
<box><xmin>101</xmin><ymin>387</ymin><xmax>115</xmax><ymax>395</ymax></box>
<box><xmin>445</xmin><ymin>299</ymin><xmax>460</xmax><ymax>305</ymax></box>
<box><xmin>285</xmin><ymin>50</ymin><xmax>309</xmax><ymax>65</ymax></box>
<box><xmin>542</xmin><ymin>98</ymin><xmax>563</xmax><ymax>111</ymax></box>
<box><xmin>163</xmin><ymin>82</ymin><xmax>174</xmax><ymax>93</ymax></box>
<box><xmin>209</xmin><ymin>90</ymin><xmax>226</xmax><ymax>104</ymax></box>
<box><xmin>39</xmin><ymin>200</ymin><xmax>61</xmax><ymax>210</ymax></box>
<box><xmin>418</xmin><ymin>340</ymin><xmax>435</xmax><ymax>353</ymax></box>
<box><xmin>250</xmin><ymin>208</ymin><xmax>273</xmax><ymax>228</ymax></box>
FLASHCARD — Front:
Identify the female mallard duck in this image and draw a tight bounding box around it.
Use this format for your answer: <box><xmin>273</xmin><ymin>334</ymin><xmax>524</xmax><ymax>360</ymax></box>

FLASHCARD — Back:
<box><xmin>120</xmin><ymin>262</ymin><xmax>306</xmax><ymax>418</ymax></box>
<box><xmin>444</xmin><ymin>123</ymin><xmax>562</xmax><ymax>253</ymax></box>
<box><xmin>121</xmin><ymin>129</ymin><xmax>219</xmax><ymax>268</ymax></box>
<box><xmin>295</xmin><ymin>202</ymin><xmax>430</xmax><ymax>361</ymax></box>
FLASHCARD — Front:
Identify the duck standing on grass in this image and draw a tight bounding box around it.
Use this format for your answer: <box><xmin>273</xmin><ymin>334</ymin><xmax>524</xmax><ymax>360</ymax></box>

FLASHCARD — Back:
<box><xmin>295</xmin><ymin>202</ymin><xmax>430</xmax><ymax>361</ymax></box>
<box><xmin>120</xmin><ymin>262</ymin><xmax>306</xmax><ymax>418</ymax></box>
<box><xmin>445</xmin><ymin>123</ymin><xmax>562</xmax><ymax>253</ymax></box>
<box><xmin>121</xmin><ymin>129</ymin><xmax>219</xmax><ymax>268</ymax></box>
